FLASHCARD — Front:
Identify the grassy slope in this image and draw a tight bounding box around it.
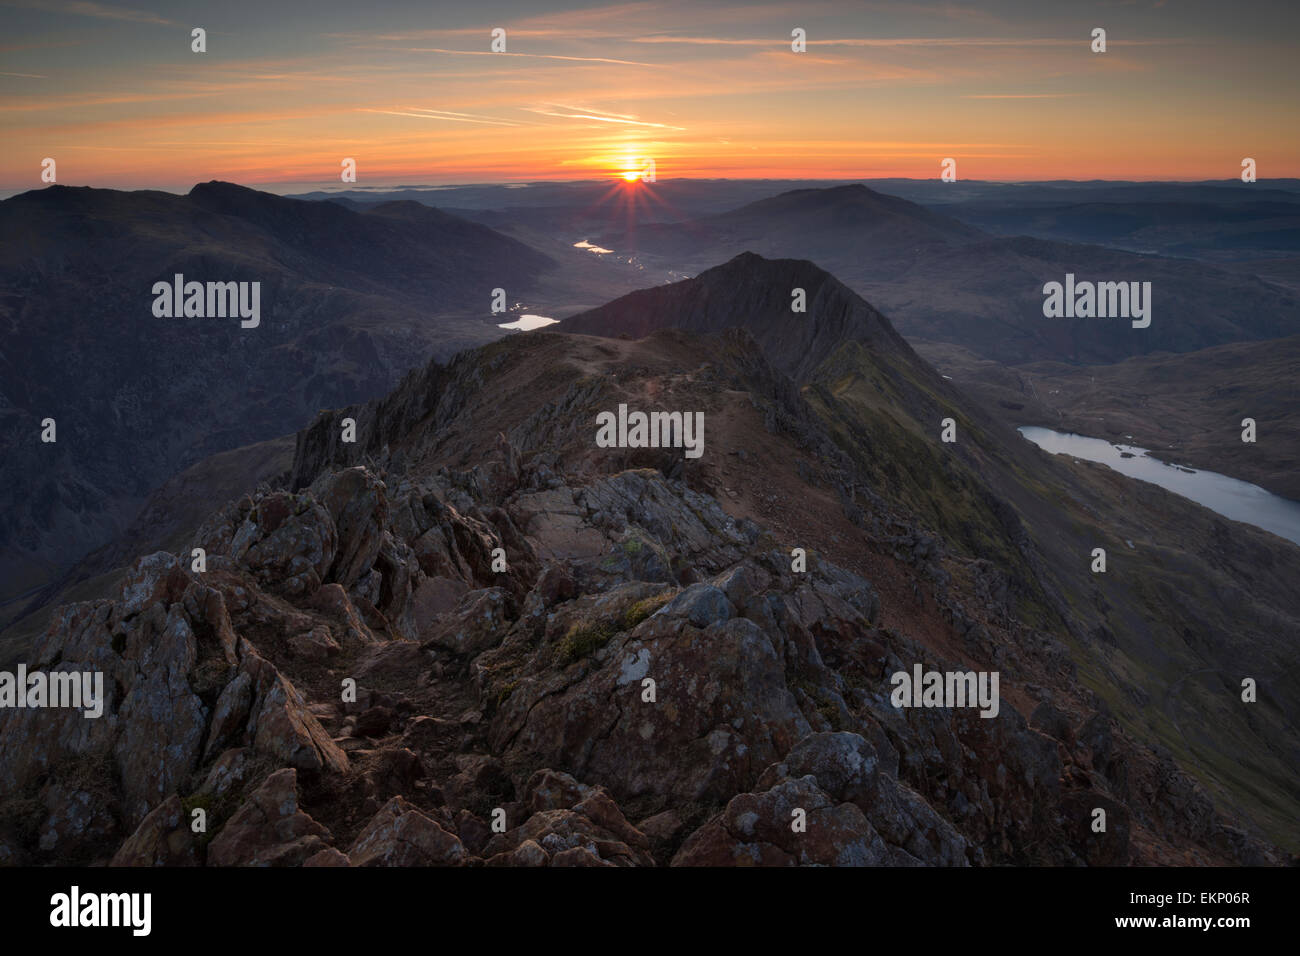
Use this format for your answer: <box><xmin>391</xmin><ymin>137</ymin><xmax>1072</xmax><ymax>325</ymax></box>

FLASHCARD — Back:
<box><xmin>807</xmin><ymin>340</ymin><xmax>1300</xmax><ymax>851</ymax></box>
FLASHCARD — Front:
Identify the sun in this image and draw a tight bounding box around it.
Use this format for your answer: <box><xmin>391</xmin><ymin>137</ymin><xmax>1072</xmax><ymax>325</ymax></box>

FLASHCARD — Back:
<box><xmin>621</xmin><ymin>170</ymin><xmax>641</xmax><ymax>182</ymax></box>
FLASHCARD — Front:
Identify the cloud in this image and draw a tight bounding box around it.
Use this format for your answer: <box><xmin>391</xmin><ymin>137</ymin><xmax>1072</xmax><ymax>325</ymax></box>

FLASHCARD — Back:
<box><xmin>524</xmin><ymin>105</ymin><xmax>685</xmax><ymax>130</ymax></box>
<box><xmin>961</xmin><ymin>93</ymin><xmax>1087</xmax><ymax>99</ymax></box>
<box><xmin>402</xmin><ymin>48</ymin><xmax>657</xmax><ymax>67</ymax></box>
<box><xmin>630</xmin><ymin>34</ymin><xmax>1194</xmax><ymax>47</ymax></box>
<box><xmin>356</xmin><ymin>107</ymin><xmax>524</xmax><ymax>127</ymax></box>
<box><xmin>3</xmin><ymin>0</ymin><xmax>173</xmax><ymax>25</ymax></box>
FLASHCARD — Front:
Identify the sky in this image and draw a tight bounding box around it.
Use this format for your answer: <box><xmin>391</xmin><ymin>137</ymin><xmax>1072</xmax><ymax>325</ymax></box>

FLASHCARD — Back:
<box><xmin>1</xmin><ymin>0</ymin><xmax>1297</xmax><ymax>192</ymax></box>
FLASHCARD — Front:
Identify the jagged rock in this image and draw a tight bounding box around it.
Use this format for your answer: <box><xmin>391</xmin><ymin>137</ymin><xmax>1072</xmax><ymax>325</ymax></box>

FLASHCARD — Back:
<box><xmin>347</xmin><ymin>796</ymin><xmax>465</xmax><ymax>866</ymax></box>
<box><xmin>637</xmin><ymin>810</ymin><xmax>684</xmax><ymax>846</ymax></box>
<box><xmin>287</xmin><ymin>626</ymin><xmax>340</xmax><ymax>662</ymax></box>
<box><xmin>760</xmin><ymin>733</ymin><xmax>882</xmax><ymax>809</ymax></box>
<box><xmin>486</xmin><ymin>838</ymin><xmax>548</xmax><ymax>867</ymax></box>
<box><xmin>0</xmin><ymin>557</ymin><xmax>215</xmax><ymax>831</ymax></box>
<box><xmin>205</xmin><ymin>671</ymin><xmax>253</xmax><ymax>760</ymax></box>
<box><xmin>110</xmin><ymin>795</ymin><xmax>197</xmax><ymax>867</ymax></box>
<box><xmin>673</xmin><ymin>775</ymin><xmax>890</xmax><ymax>866</ymax></box>
<box><xmin>421</xmin><ymin>587</ymin><xmax>515</xmax><ymax>658</ymax></box>
<box><xmin>481</xmin><ymin>770</ymin><xmax>653</xmax><ymax>867</ymax></box>
<box><xmin>207</xmin><ymin>769</ymin><xmax>333</xmax><ymax>866</ymax></box>
<box><xmin>551</xmin><ymin>845</ymin><xmax>615</xmax><ymax>866</ymax></box>
<box><xmin>532</xmin><ymin>562</ymin><xmax>577</xmax><ymax>608</ymax></box>
<box><xmin>490</xmin><ymin>608</ymin><xmax>811</xmax><ymax>804</ymax></box>
<box><xmin>525</xmin><ymin>769</ymin><xmax>591</xmax><ymax>813</ymax></box>
<box><xmin>116</xmin><ymin>551</ymin><xmax>191</xmax><ymax>621</ymax></box>
<box><xmin>239</xmin><ymin>645</ymin><xmax>350</xmax><ymax>774</ymax></box>
<box><xmin>655</xmin><ymin>583</ymin><xmax>732</xmax><ymax>628</ymax></box>
<box><xmin>1031</xmin><ymin>701</ymin><xmax>1076</xmax><ymax>747</ymax></box>
<box><xmin>230</xmin><ymin>493</ymin><xmax>337</xmax><ymax>597</ymax></box>
<box><xmin>112</xmin><ymin>603</ymin><xmax>209</xmax><ymax>822</ymax></box>
<box><xmin>199</xmin><ymin>748</ymin><xmax>258</xmax><ymax>799</ymax></box>
<box><xmin>307</xmin><ymin>583</ymin><xmax>378</xmax><ymax>648</ymax></box>
<box><xmin>310</xmin><ymin>466</ymin><xmax>388</xmax><ymax>589</ymax></box>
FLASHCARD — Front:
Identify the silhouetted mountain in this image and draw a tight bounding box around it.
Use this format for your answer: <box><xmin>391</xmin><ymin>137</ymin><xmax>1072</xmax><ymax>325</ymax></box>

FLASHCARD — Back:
<box><xmin>561</xmin><ymin>251</ymin><xmax>916</xmax><ymax>381</ymax></box>
<box><xmin>587</xmin><ymin>184</ymin><xmax>1299</xmax><ymax>364</ymax></box>
<box><xmin>0</xmin><ymin>182</ymin><xmax>553</xmax><ymax>617</ymax></box>
<box><xmin>597</xmin><ymin>183</ymin><xmax>981</xmax><ymax>283</ymax></box>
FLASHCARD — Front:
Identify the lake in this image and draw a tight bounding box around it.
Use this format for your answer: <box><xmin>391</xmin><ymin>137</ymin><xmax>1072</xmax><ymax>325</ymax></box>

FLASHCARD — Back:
<box><xmin>497</xmin><ymin>314</ymin><xmax>558</xmax><ymax>331</ymax></box>
<box><xmin>1018</xmin><ymin>426</ymin><xmax>1300</xmax><ymax>546</ymax></box>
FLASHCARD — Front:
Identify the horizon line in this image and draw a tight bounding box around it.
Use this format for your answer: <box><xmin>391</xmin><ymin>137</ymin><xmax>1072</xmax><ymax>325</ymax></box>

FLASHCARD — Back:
<box><xmin>4</xmin><ymin>175</ymin><xmax>1296</xmax><ymax>201</ymax></box>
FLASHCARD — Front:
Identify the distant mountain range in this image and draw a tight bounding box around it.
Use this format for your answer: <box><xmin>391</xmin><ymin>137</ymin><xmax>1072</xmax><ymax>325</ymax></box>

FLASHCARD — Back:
<box><xmin>587</xmin><ymin>184</ymin><xmax>1300</xmax><ymax>365</ymax></box>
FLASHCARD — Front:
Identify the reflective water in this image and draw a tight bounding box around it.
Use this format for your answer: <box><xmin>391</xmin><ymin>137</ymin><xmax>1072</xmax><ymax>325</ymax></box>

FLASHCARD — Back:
<box><xmin>1018</xmin><ymin>426</ymin><xmax>1300</xmax><ymax>546</ymax></box>
<box><xmin>497</xmin><ymin>314</ymin><xmax>558</xmax><ymax>331</ymax></box>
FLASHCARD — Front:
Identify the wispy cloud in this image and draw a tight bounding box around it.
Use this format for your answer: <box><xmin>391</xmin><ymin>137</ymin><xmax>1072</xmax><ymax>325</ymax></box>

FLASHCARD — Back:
<box><xmin>357</xmin><ymin>107</ymin><xmax>524</xmax><ymax>127</ymax></box>
<box><xmin>630</xmin><ymin>35</ymin><xmax>1196</xmax><ymax>47</ymax></box>
<box><xmin>524</xmin><ymin>104</ymin><xmax>684</xmax><ymax>130</ymax></box>
<box><xmin>0</xmin><ymin>71</ymin><xmax>47</xmax><ymax>78</ymax></box>
<box><xmin>403</xmin><ymin>48</ymin><xmax>656</xmax><ymax>67</ymax></box>
<box><xmin>4</xmin><ymin>0</ymin><xmax>173</xmax><ymax>25</ymax></box>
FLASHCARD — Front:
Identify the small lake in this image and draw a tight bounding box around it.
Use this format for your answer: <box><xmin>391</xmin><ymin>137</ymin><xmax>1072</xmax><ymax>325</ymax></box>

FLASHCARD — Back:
<box><xmin>497</xmin><ymin>314</ymin><xmax>558</xmax><ymax>331</ymax></box>
<box><xmin>1018</xmin><ymin>426</ymin><xmax>1300</xmax><ymax>546</ymax></box>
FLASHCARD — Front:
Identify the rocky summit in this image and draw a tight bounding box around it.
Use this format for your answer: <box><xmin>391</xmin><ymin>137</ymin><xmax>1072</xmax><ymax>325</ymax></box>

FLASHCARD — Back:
<box><xmin>0</xmin><ymin>258</ymin><xmax>1289</xmax><ymax>866</ymax></box>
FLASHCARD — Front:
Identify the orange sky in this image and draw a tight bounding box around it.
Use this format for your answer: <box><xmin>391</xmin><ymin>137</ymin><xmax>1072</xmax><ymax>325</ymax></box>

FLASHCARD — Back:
<box><xmin>2</xmin><ymin>0</ymin><xmax>1297</xmax><ymax>192</ymax></box>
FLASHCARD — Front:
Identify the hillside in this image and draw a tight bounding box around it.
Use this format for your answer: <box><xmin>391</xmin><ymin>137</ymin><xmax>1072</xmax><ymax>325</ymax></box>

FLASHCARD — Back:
<box><xmin>0</xmin><ymin>182</ymin><xmax>553</xmax><ymax>616</ymax></box>
<box><xmin>3</xmin><ymin>254</ymin><xmax>1295</xmax><ymax>868</ymax></box>
<box><xmin>919</xmin><ymin>335</ymin><xmax>1300</xmax><ymax>500</ymax></box>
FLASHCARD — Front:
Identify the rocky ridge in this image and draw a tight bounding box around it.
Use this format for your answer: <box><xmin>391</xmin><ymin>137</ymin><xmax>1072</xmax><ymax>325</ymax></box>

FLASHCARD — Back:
<box><xmin>0</xmin><ymin>322</ymin><xmax>1280</xmax><ymax>867</ymax></box>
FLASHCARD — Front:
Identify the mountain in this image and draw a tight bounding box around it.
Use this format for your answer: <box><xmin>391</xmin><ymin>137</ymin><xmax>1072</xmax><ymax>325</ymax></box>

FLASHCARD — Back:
<box><xmin>589</xmin><ymin>184</ymin><xmax>1300</xmax><ymax>365</ymax></box>
<box><xmin>561</xmin><ymin>251</ymin><xmax>916</xmax><ymax>381</ymax></box>
<box><xmin>3</xmin><ymin>253</ymin><xmax>1295</xmax><ymax>867</ymax></box>
<box><xmin>596</xmin><ymin>184</ymin><xmax>981</xmax><ymax>284</ymax></box>
<box><xmin>0</xmin><ymin>182</ymin><xmax>553</xmax><ymax>620</ymax></box>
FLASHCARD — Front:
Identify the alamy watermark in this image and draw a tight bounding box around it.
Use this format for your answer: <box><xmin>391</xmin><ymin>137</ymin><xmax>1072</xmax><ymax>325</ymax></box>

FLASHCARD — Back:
<box><xmin>1042</xmin><ymin>273</ymin><xmax>1151</xmax><ymax>328</ymax></box>
<box><xmin>152</xmin><ymin>273</ymin><xmax>261</xmax><ymax>328</ymax></box>
<box><xmin>595</xmin><ymin>403</ymin><xmax>704</xmax><ymax>459</ymax></box>
<box><xmin>50</xmin><ymin>886</ymin><xmax>150</xmax><ymax>936</ymax></box>
<box><xmin>890</xmin><ymin>664</ymin><xmax>999</xmax><ymax>718</ymax></box>
<box><xmin>0</xmin><ymin>664</ymin><xmax>104</xmax><ymax>718</ymax></box>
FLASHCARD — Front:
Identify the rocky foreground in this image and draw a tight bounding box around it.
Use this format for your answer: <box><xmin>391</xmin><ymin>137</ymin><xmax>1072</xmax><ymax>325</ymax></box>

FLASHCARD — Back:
<box><xmin>0</xmin><ymin>415</ymin><xmax>1279</xmax><ymax>865</ymax></box>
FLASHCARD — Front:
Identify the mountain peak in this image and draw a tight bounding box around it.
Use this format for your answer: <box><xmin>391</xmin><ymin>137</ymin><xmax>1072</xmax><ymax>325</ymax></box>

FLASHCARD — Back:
<box><xmin>560</xmin><ymin>251</ymin><xmax>913</xmax><ymax>383</ymax></box>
